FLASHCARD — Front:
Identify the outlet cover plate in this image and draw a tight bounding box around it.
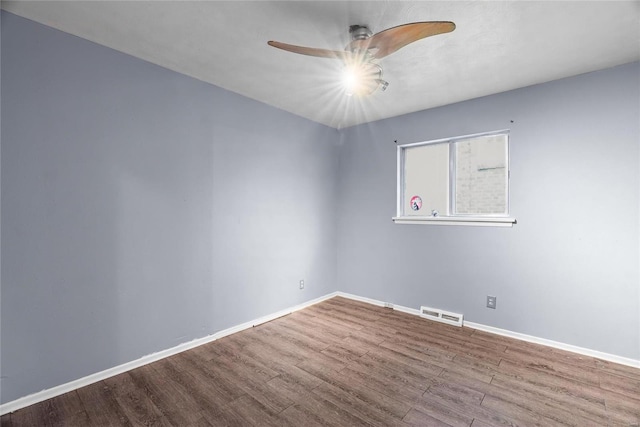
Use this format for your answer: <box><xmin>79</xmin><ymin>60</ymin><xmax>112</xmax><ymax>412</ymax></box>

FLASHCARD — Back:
<box><xmin>487</xmin><ymin>295</ymin><xmax>497</xmax><ymax>309</ymax></box>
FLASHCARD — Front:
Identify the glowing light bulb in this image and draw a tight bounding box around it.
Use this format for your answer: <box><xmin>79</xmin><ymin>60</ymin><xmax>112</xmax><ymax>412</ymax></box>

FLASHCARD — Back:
<box><xmin>342</xmin><ymin>65</ymin><xmax>361</xmax><ymax>96</ymax></box>
<box><xmin>341</xmin><ymin>61</ymin><xmax>386</xmax><ymax>96</ymax></box>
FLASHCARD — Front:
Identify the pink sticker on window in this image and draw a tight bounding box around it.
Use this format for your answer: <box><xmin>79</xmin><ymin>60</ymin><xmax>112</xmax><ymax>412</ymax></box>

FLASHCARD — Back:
<box><xmin>410</xmin><ymin>196</ymin><xmax>422</xmax><ymax>211</ymax></box>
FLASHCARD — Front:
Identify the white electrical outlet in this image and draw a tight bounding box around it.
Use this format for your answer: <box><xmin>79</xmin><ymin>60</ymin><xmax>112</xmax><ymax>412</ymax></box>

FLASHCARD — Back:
<box><xmin>299</xmin><ymin>280</ymin><xmax>305</xmax><ymax>290</ymax></box>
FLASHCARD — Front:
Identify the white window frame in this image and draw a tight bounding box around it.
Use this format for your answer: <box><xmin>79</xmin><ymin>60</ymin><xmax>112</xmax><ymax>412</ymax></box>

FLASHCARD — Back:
<box><xmin>393</xmin><ymin>130</ymin><xmax>516</xmax><ymax>227</ymax></box>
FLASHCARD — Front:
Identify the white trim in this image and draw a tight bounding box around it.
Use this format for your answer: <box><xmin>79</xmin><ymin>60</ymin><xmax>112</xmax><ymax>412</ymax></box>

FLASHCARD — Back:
<box><xmin>336</xmin><ymin>292</ymin><xmax>640</xmax><ymax>369</ymax></box>
<box><xmin>396</xmin><ymin>145</ymin><xmax>403</xmax><ymax>218</ymax></box>
<box><xmin>397</xmin><ymin>129</ymin><xmax>512</xmax><ymax>149</ymax></box>
<box><xmin>336</xmin><ymin>292</ymin><xmax>386</xmax><ymax>308</ymax></box>
<box><xmin>392</xmin><ymin>216</ymin><xmax>516</xmax><ymax>227</ymax></box>
<box><xmin>0</xmin><ymin>292</ymin><xmax>338</xmax><ymax>416</ymax></box>
<box><xmin>336</xmin><ymin>292</ymin><xmax>417</xmax><ymax>315</ymax></box>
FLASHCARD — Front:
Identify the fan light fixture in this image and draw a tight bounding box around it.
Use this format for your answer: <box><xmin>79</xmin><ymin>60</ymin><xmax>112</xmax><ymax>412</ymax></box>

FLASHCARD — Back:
<box><xmin>268</xmin><ymin>21</ymin><xmax>455</xmax><ymax>97</ymax></box>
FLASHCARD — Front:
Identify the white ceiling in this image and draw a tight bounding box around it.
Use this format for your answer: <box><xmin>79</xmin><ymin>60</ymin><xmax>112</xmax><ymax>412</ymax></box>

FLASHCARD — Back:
<box><xmin>3</xmin><ymin>1</ymin><xmax>639</xmax><ymax>129</ymax></box>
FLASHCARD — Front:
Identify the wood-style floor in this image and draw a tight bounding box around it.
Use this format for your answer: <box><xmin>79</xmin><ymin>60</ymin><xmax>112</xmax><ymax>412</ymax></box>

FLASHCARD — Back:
<box><xmin>2</xmin><ymin>297</ymin><xmax>639</xmax><ymax>426</ymax></box>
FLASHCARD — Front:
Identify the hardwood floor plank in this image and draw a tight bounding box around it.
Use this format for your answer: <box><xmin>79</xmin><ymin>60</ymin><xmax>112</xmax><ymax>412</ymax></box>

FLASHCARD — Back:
<box><xmin>420</xmin><ymin>387</ymin><xmax>532</xmax><ymax>427</ymax></box>
<box><xmin>308</xmin><ymin>311</ymin><xmax>366</xmax><ymax>332</ymax></box>
<box><xmin>152</xmin><ymin>356</ymin><xmax>239</xmax><ymax>408</ymax></box>
<box><xmin>15</xmin><ymin>390</ymin><xmax>91</xmax><ymax>427</ymax></box>
<box><xmin>265</xmin><ymin>374</ymin><xmax>317</xmax><ymax>404</ymax></box>
<box><xmin>260</xmin><ymin>321</ymin><xmax>333</xmax><ymax>353</ymax></box>
<box><xmin>595</xmin><ymin>358</ymin><xmax>640</xmax><ymax>381</ymax></box>
<box><xmin>339</xmin><ymin>364</ymin><xmax>426</xmax><ymax>404</ymax></box>
<box><xmin>599</xmin><ymin>369</ymin><xmax>640</xmax><ymax>401</ymax></box>
<box><xmin>426</xmin><ymin>376</ymin><xmax>485</xmax><ymax>406</ymax></box>
<box><xmin>3</xmin><ymin>408</ymin><xmax>40</xmax><ymax>427</ymax></box>
<box><xmin>311</xmin><ymin>382</ymin><xmax>407</xmax><ymax>427</ymax></box>
<box><xmin>470</xmin><ymin>418</ymin><xmax>496</xmax><ymax>427</ymax></box>
<box><xmin>403</xmin><ymin>408</ymin><xmax>456</xmax><ymax>426</ymax></box>
<box><xmin>277</xmin><ymin>404</ymin><xmax>328</xmax><ymax>427</ymax></box>
<box><xmin>442</xmin><ymin>367</ymin><xmax>606</xmax><ymax>426</ymax></box>
<box><xmin>322</xmin><ymin>298</ymin><xmax>385</xmax><ymax>321</ymax></box>
<box><xmin>423</xmin><ymin>372</ymin><xmax>576</xmax><ymax>425</ymax></box>
<box><xmin>398</xmin><ymin>318</ymin><xmax>501</xmax><ymax>344</ymax></box>
<box><xmin>411</xmin><ymin>393</ymin><xmax>475</xmax><ymax>427</ymax></box>
<box><xmin>496</xmin><ymin>358</ymin><xmax>605</xmax><ymax>404</ymax></box>
<box><xmin>230</xmin><ymin>331</ymin><xmax>304</xmax><ymax>372</ymax></box>
<box><xmin>103</xmin><ymin>372</ymin><xmax>172</xmax><ymax>426</ymax></box>
<box><xmin>320</xmin><ymin>342</ymin><xmax>366</xmax><ymax>363</ymax></box>
<box><xmin>341</xmin><ymin>332</ymin><xmax>389</xmax><ymax>354</ymax></box>
<box><xmin>378</xmin><ymin>311</ymin><xmax>474</xmax><ymax>337</ymax></box>
<box><xmin>286</xmin><ymin>311</ymin><xmax>352</xmax><ymax>340</ymax></box>
<box><xmin>240</xmin><ymin>327</ymin><xmax>310</xmax><ymax>365</ymax></box>
<box><xmin>359</xmin><ymin>323</ymin><xmax>400</xmax><ymax>341</ymax></box>
<box><xmin>480</xmin><ymin>393</ymin><xmax>573</xmax><ymax>427</ymax></box>
<box><xmin>367</xmin><ymin>345</ymin><xmax>444</xmax><ymax>377</ymax></box>
<box><xmin>354</xmin><ymin>327</ymin><xmax>397</xmax><ymax>348</ymax></box>
<box><xmin>491</xmin><ymin>372</ymin><xmax>609</xmax><ymax>422</ymax></box>
<box><xmin>203</xmin><ymin>358</ymin><xmax>293</xmax><ymax>416</ymax></box>
<box><xmin>328</xmin><ymin>305</ymin><xmax>385</xmax><ymax>324</ymax></box>
<box><xmin>502</xmin><ymin>347</ymin><xmax>600</xmax><ymax>387</ymax></box>
<box><xmin>488</xmin><ymin>387</ymin><xmax>598</xmax><ymax>426</ymax></box>
<box><xmin>603</xmin><ymin>392</ymin><xmax>640</xmax><ymax>426</ymax></box>
<box><xmin>224</xmin><ymin>395</ymin><xmax>287</xmax><ymax>427</ymax></box>
<box><xmin>383</xmin><ymin>335</ymin><xmax>458</xmax><ymax>363</ymax></box>
<box><xmin>351</xmin><ymin>352</ymin><xmax>441</xmax><ymax>395</ymax></box>
<box><xmin>299</xmin><ymin>363</ymin><xmax>412</xmax><ymax>420</ymax></box>
<box><xmin>76</xmin><ymin>381</ymin><xmax>133</xmax><ymax>426</ymax></box>
<box><xmin>438</xmin><ymin>365</ymin><xmax>494</xmax><ymax>385</ymax></box>
<box><xmin>502</xmin><ymin>338</ymin><xmax>599</xmax><ymax>369</ymax></box>
<box><xmin>283</xmin><ymin>389</ymin><xmax>373</xmax><ymax>427</ymax></box>
<box><xmin>128</xmin><ymin>364</ymin><xmax>205</xmax><ymax>425</ymax></box>
<box><xmin>197</xmin><ymin>404</ymin><xmax>246</xmax><ymax>427</ymax></box>
<box><xmin>184</xmin><ymin>415</ymin><xmax>214</xmax><ymax>427</ymax></box>
<box><xmin>207</xmin><ymin>342</ymin><xmax>280</xmax><ymax>384</ymax></box>
<box><xmin>394</xmin><ymin>328</ymin><xmax>504</xmax><ymax>366</ymax></box>
<box><xmin>295</xmin><ymin>346</ymin><xmax>349</xmax><ymax>374</ymax></box>
<box><xmin>358</xmin><ymin>321</ymin><xmax>402</xmax><ymax>338</ymax></box>
<box><xmin>197</xmin><ymin>341</ymin><xmax>280</xmax><ymax>382</ymax></box>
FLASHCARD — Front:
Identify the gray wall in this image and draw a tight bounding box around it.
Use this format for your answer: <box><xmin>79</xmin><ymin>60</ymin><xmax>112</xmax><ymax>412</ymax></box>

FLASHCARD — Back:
<box><xmin>1</xmin><ymin>12</ymin><xmax>338</xmax><ymax>404</ymax></box>
<box><xmin>337</xmin><ymin>61</ymin><xmax>640</xmax><ymax>360</ymax></box>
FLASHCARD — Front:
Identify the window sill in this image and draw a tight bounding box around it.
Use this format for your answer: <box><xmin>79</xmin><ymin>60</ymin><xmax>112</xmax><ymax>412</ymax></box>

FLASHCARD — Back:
<box><xmin>392</xmin><ymin>216</ymin><xmax>516</xmax><ymax>227</ymax></box>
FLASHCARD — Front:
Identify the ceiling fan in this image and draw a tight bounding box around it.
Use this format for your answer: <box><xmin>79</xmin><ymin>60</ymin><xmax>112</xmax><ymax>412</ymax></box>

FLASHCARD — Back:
<box><xmin>268</xmin><ymin>21</ymin><xmax>456</xmax><ymax>96</ymax></box>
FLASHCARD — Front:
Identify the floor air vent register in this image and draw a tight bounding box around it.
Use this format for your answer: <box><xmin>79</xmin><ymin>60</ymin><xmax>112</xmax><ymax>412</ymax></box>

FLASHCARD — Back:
<box><xmin>420</xmin><ymin>306</ymin><xmax>464</xmax><ymax>327</ymax></box>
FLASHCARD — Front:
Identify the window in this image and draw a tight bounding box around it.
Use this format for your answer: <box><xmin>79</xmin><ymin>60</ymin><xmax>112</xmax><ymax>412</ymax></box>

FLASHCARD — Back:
<box><xmin>393</xmin><ymin>130</ymin><xmax>516</xmax><ymax>226</ymax></box>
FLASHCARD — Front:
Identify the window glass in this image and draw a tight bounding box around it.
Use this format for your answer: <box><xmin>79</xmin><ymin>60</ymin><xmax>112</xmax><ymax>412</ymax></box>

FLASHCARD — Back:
<box><xmin>454</xmin><ymin>134</ymin><xmax>508</xmax><ymax>215</ymax></box>
<box><xmin>404</xmin><ymin>143</ymin><xmax>449</xmax><ymax>216</ymax></box>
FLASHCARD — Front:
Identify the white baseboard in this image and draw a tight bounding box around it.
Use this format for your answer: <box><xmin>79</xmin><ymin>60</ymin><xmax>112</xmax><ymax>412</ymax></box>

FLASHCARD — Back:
<box><xmin>0</xmin><ymin>291</ymin><xmax>338</xmax><ymax>416</ymax></box>
<box><xmin>336</xmin><ymin>292</ymin><xmax>386</xmax><ymax>308</ymax></box>
<box><xmin>336</xmin><ymin>292</ymin><xmax>421</xmax><ymax>315</ymax></box>
<box><xmin>336</xmin><ymin>292</ymin><xmax>640</xmax><ymax>369</ymax></box>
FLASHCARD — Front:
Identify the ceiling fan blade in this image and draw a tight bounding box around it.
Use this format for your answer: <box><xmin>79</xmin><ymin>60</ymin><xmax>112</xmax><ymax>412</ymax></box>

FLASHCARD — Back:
<box><xmin>268</xmin><ymin>41</ymin><xmax>354</xmax><ymax>61</ymax></box>
<box><xmin>349</xmin><ymin>21</ymin><xmax>455</xmax><ymax>59</ymax></box>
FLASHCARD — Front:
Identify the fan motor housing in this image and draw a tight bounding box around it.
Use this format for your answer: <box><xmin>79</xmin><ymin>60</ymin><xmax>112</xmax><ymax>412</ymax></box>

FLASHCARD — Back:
<box><xmin>349</xmin><ymin>25</ymin><xmax>373</xmax><ymax>41</ymax></box>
